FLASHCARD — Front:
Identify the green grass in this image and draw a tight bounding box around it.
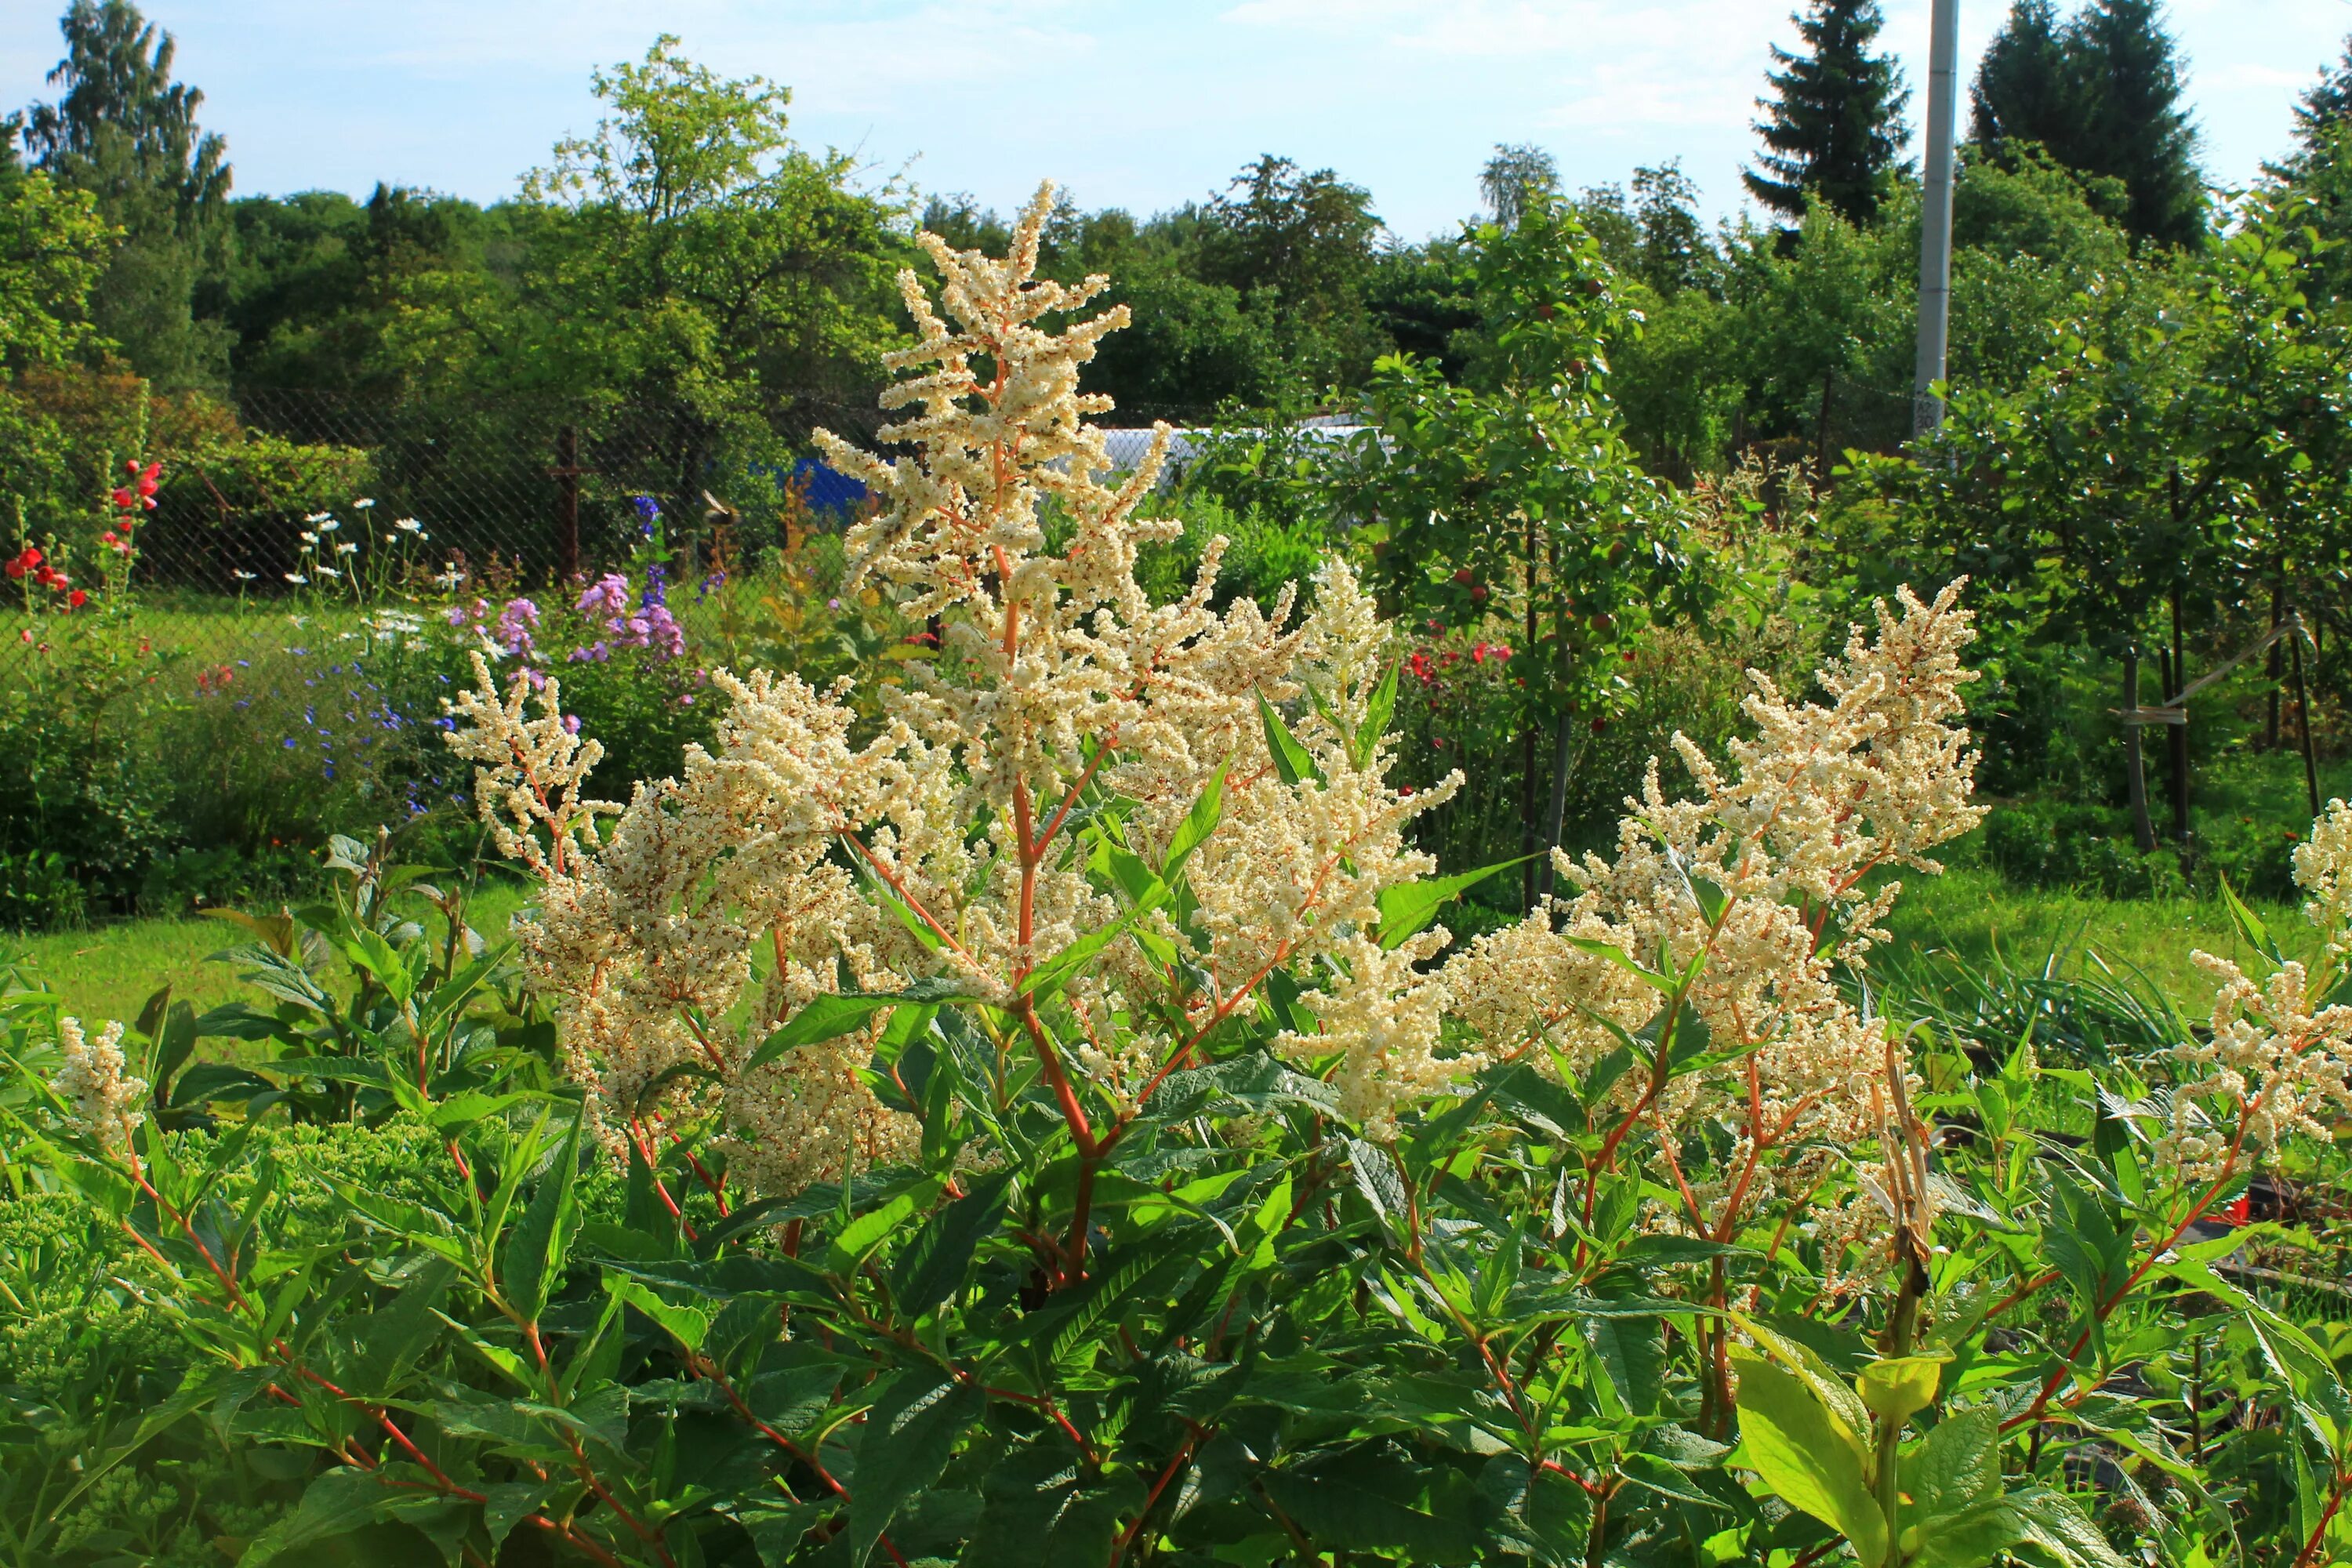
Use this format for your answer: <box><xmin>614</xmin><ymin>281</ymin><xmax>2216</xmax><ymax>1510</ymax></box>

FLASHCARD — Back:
<box><xmin>1886</xmin><ymin>862</ymin><xmax>2306</xmax><ymax>1001</ymax></box>
<box><xmin>6</xmin><ymin>878</ymin><xmax>533</xmax><ymax>1025</ymax></box>
<box><xmin>9</xmin><ymin>855</ymin><xmax>2303</xmax><ymax>1034</ymax></box>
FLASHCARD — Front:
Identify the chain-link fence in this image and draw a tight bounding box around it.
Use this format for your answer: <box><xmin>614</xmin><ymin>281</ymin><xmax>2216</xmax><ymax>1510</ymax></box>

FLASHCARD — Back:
<box><xmin>2</xmin><ymin>371</ymin><xmax>914</xmax><ymax>660</ymax></box>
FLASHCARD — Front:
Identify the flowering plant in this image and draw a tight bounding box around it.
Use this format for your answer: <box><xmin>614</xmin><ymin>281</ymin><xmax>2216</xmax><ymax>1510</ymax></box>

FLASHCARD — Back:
<box><xmin>9</xmin><ymin>188</ymin><xmax>2352</xmax><ymax>1568</ymax></box>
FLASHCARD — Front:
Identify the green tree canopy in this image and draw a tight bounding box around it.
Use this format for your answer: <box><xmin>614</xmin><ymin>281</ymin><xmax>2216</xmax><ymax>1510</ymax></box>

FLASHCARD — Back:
<box><xmin>0</xmin><ymin>122</ymin><xmax>111</xmax><ymax>371</ymax></box>
<box><xmin>21</xmin><ymin>0</ymin><xmax>230</xmax><ymax>390</ymax></box>
<box><xmin>1744</xmin><ymin>0</ymin><xmax>1911</xmax><ymax>225</ymax></box>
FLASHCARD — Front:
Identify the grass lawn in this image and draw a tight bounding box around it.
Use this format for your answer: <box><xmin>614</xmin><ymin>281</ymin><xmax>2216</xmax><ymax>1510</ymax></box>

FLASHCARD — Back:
<box><xmin>1886</xmin><ymin>862</ymin><xmax>2307</xmax><ymax>1000</ymax></box>
<box><xmin>9</xmin><ymin>854</ymin><xmax>2305</xmax><ymax>1033</ymax></box>
<box><xmin>7</xmin><ymin>877</ymin><xmax>533</xmax><ymax>1025</ymax></box>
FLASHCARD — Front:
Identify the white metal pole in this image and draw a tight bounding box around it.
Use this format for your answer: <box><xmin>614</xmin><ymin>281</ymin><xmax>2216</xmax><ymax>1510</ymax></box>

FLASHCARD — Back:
<box><xmin>1914</xmin><ymin>0</ymin><xmax>1960</xmax><ymax>433</ymax></box>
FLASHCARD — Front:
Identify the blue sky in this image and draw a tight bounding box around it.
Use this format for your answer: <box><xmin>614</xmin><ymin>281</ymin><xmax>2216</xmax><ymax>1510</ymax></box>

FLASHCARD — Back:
<box><xmin>4</xmin><ymin>1</ymin><xmax>2347</xmax><ymax>238</ymax></box>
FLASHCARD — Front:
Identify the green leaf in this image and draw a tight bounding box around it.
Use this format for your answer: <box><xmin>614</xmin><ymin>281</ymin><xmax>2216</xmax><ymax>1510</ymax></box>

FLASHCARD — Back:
<box><xmin>750</xmin><ymin>991</ymin><xmax>922</xmax><ymax>1073</ymax></box>
<box><xmin>1375</xmin><ymin>857</ymin><xmax>1530</xmax><ymax>950</ymax></box>
<box><xmin>241</xmin><ymin>1467</ymin><xmax>386</xmax><ymax>1565</ymax></box>
<box><xmin>1584</xmin><ymin>1312</ymin><xmax>1665</xmax><ymax>1417</ymax></box>
<box><xmin>960</xmin><ymin>1440</ymin><xmax>1145</xmax><ymax>1568</ymax></box>
<box><xmin>1730</xmin><ymin>1348</ymin><xmax>1886</xmax><ymax>1568</ymax></box>
<box><xmin>607</xmin><ymin>1273</ymin><xmax>713</xmax><ymax>1352</ymax></box>
<box><xmin>343</xmin><ymin>1258</ymin><xmax>459</xmax><ymax>1396</ymax></box>
<box><xmin>824</xmin><ymin>1183</ymin><xmax>935</xmax><ymax>1276</ymax></box>
<box><xmin>2218</xmin><ymin>874</ymin><xmax>2284</xmax><ymax>967</ymax></box>
<box><xmin>499</xmin><ymin>1111</ymin><xmax>584</xmax><ymax>1323</ymax></box>
<box><xmin>1355</xmin><ymin>660</ymin><xmax>1400</xmax><ymax>771</ymax></box>
<box><xmin>1902</xmin><ymin>1407</ymin><xmax>2002</xmax><ymax>1532</ymax></box>
<box><xmin>1161</xmin><ymin>759</ymin><xmax>1228</xmax><ymax>881</ymax></box>
<box><xmin>1619</xmin><ymin>1450</ymin><xmax>1727</xmax><ymax>1508</ymax></box>
<box><xmin>1914</xmin><ymin>1495</ymin><xmax>2031</xmax><ymax>1568</ymax></box>
<box><xmin>1261</xmin><ymin>1457</ymin><xmax>1477</xmax><ymax>1563</ymax></box>
<box><xmin>1857</xmin><ymin>1353</ymin><xmax>1947</xmax><ymax>1427</ymax></box>
<box><xmin>1258</xmin><ymin>691</ymin><xmax>1324</xmax><ymax>787</ymax></box>
<box><xmin>847</xmin><ymin>1370</ymin><xmax>984</xmax><ymax>1567</ymax></box>
<box><xmin>2005</xmin><ymin>1485</ymin><xmax>2135</xmax><ymax>1568</ymax></box>
<box><xmin>888</xmin><ymin>1171</ymin><xmax>1011</xmax><ymax>1319</ymax></box>
<box><xmin>481</xmin><ymin>1482</ymin><xmax>556</xmax><ymax>1553</ymax></box>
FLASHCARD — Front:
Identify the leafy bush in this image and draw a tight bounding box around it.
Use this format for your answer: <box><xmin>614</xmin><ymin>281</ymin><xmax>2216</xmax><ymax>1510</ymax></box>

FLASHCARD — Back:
<box><xmin>0</xmin><ymin>613</ymin><xmax>187</xmax><ymax>927</ymax></box>
<box><xmin>6</xmin><ymin>189</ymin><xmax>2352</xmax><ymax>1568</ymax></box>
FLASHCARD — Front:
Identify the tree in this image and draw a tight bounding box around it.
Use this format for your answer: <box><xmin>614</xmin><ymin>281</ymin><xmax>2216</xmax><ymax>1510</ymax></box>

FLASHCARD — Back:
<box><xmin>0</xmin><ymin>124</ymin><xmax>110</xmax><ymax>371</ymax></box>
<box><xmin>2065</xmin><ymin>0</ymin><xmax>2201</xmax><ymax>247</ymax></box>
<box><xmin>2296</xmin><ymin>35</ymin><xmax>2352</xmax><ymax>151</ymax></box>
<box><xmin>1340</xmin><ymin>198</ymin><xmax>1705</xmax><ymax>902</ymax></box>
<box><xmin>1479</xmin><ymin>143</ymin><xmax>1561</xmax><ymax>231</ymax></box>
<box><xmin>1968</xmin><ymin>0</ymin><xmax>2202</xmax><ymax>247</ymax></box>
<box><xmin>1197</xmin><ymin>154</ymin><xmax>1384</xmax><ymax>387</ymax></box>
<box><xmin>389</xmin><ymin>37</ymin><xmax>908</xmax><ymax>517</ymax></box>
<box><xmin>1970</xmin><ymin>0</ymin><xmax>2075</xmax><ymax>152</ymax></box>
<box><xmin>21</xmin><ymin>0</ymin><xmax>231</xmax><ymax>390</ymax></box>
<box><xmin>1745</xmin><ymin>0</ymin><xmax>1911</xmax><ymax>225</ymax></box>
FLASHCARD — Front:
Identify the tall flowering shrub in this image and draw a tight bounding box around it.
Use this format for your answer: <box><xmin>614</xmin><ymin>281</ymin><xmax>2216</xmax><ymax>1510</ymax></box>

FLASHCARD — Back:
<box><xmin>449</xmin><ymin>183</ymin><xmax>1461</xmax><ymax>1218</ymax></box>
<box><xmin>13</xmin><ymin>187</ymin><xmax>2352</xmax><ymax>1568</ymax></box>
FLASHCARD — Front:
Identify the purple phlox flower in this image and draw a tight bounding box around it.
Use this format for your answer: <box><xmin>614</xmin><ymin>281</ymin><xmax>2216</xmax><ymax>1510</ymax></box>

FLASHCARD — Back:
<box><xmin>562</xmin><ymin>714</ymin><xmax>582</xmax><ymax>734</ymax></box>
<box><xmin>575</xmin><ymin>573</ymin><xmax>630</xmax><ymax>619</ymax></box>
<box><xmin>642</xmin><ymin>604</ymin><xmax>684</xmax><ymax>659</ymax></box>
<box><xmin>493</xmin><ymin>597</ymin><xmax>540</xmax><ymax>656</ymax></box>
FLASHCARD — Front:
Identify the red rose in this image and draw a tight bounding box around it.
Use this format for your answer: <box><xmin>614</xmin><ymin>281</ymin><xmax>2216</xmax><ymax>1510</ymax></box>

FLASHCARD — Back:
<box><xmin>66</xmin><ymin>589</ymin><xmax>87</xmax><ymax>609</ymax></box>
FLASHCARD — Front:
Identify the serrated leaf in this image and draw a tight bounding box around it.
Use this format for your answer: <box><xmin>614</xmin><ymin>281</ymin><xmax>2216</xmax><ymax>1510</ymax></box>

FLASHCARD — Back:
<box><xmin>1903</xmin><ymin>1407</ymin><xmax>2002</xmax><ymax>1530</ymax></box>
<box><xmin>848</xmin><ymin>1370</ymin><xmax>983</xmax><ymax>1566</ymax></box>
<box><xmin>889</xmin><ymin>1170</ymin><xmax>1011</xmax><ymax>1319</ymax></box>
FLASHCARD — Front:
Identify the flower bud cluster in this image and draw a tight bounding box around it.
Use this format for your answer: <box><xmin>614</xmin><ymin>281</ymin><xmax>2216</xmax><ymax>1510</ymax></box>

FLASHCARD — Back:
<box><xmin>54</xmin><ymin>1016</ymin><xmax>147</xmax><ymax>1154</ymax></box>
<box><xmin>1445</xmin><ymin>584</ymin><xmax>1983</xmax><ymax>1250</ymax></box>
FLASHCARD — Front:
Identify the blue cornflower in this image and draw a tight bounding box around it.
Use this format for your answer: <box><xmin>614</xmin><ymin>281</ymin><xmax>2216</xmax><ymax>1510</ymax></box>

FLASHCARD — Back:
<box><xmin>281</xmin><ymin>736</ymin><xmax>296</xmax><ymax>749</ymax></box>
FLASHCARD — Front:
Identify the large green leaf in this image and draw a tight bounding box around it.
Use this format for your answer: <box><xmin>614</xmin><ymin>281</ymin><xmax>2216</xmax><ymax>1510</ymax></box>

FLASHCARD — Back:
<box><xmin>960</xmin><ymin>1440</ymin><xmax>1143</xmax><ymax>1568</ymax></box>
<box><xmin>499</xmin><ymin>1111</ymin><xmax>584</xmax><ymax>1323</ymax></box>
<box><xmin>1261</xmin><ymin>1455</ymin><xmax>1477</xmax><ymax>1563</ymax></box>
<box><xmin>888</xmin><ymin>1170</ymin><xmax>1012</xmax><ymax>1319</ymax></box>
<box><xmin>1375</xmin><ymin>857</ymin><xmax>1529</xmax><ymax>950</ymax></box>
<box><xmin>1730</xmin><ymin>1348</ymin><xmax>1886</xmax><ymax>1568</ymax></box>
<box><xmin>749</xmin><ymin>982</ymin><xmax>970</xmax><ymax>1073</ymax></box>
<box><xmin>1901</xmin><ymin>1407</ymin><xmax>2002</xmax><ymax>1533</ymax></box>
<box><xmin>1257</xmin><ymin>691</ymin><xmax>1325</xmax><ymax>787</ymax></box>
<box><xmin>847</xmin><ymin>1370</ymin><xmax>984</xmax><ymax>1566</ymax></box>
<box><xmin>241</xmin><ymin>1467</ymin><xmax>387</xmax><ymax>1566</ymax></box>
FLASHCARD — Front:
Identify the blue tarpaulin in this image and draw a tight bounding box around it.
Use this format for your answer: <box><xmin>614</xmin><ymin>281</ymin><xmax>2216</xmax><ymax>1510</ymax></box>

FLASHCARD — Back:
<box><xmin>786</xmin><ymin>458</ymin><xmax>869</xmax><ymax>511</ymax></box>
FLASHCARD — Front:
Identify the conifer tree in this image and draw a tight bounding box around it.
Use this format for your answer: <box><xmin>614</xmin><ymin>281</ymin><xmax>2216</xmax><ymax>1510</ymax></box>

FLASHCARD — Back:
<box><xmin>2296</xmin><ymin>35</ymin><xmax>2352</xmax><ymax>149</ymax></box>
<box><xmin>2066</xmin><ymin>0</ymin><xmax>2201</xmax><ymax>246</ymax></box>
<box><xmin>23</xmin><ymin>0</ymin><xmax>232</xmax><ymax>389</ymax></box>
<box><xmin>1744</xmin><ymin>0</ymin><xmax>1911</xmax><ymax>225</ymax></box>
<box><xmin>1967</xmin><ymin>0</ymin><xmax>2201</xmax><ymax>245</ymax></box>
<box><xmin>1970</xmin><ymin>0</ymin><xmax>2074</xmax><ymax>152</ymax></box>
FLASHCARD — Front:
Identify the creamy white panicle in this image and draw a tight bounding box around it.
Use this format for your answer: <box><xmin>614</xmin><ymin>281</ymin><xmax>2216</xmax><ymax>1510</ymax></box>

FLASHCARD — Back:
<box><xmin>1445</xmin><ymin>584</ymin><xmax>1983</xmax><ymax>1265</ymax></box>
<box><xmin>452</xmin><ymin>183</ymin><xmax>1461</xmax><ymax>1192</ymax></box>
<box><xmin>55</xmin><ymin>1016</ymin><xmax>147</xmax><ymax>1154</ymax></box>
<box><xmin>2165</xmin><ymin>797</ymin><xmax>2352</xmax><ymax>1181</ymax></box>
